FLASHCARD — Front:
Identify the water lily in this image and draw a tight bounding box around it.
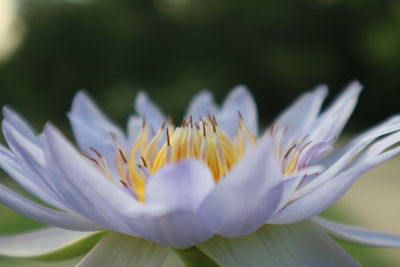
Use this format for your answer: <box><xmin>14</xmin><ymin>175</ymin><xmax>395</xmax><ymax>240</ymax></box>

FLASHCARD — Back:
<box><xmin>1</xmin><ymin>82</ymin><xmax>400</xmax><ymax>266</ymax></box>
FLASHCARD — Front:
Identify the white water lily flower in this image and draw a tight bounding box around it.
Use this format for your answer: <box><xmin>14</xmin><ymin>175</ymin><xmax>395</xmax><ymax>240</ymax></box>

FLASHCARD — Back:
<box><xmin>1</xmin><ymin>82</ymin><xmax>400</xmax><ymax>266</ymax></box>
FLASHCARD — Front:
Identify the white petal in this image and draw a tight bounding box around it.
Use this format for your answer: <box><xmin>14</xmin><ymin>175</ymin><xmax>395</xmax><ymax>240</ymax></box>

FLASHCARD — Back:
<box><xmin>294</xmin><ymin>116</ymin><xmax>400</xmax><ymax>199</ymax></box>
<box><xmin>197</xmin><ymin>220</ymin><xmax>359</xmax><ymax>267</ymax></box>
<box><xmin>309</xmin><ymin>81</ymin><xmax>362</xmax><ymax>141</ymax></box>
<box><xmin>131</xmin><ymin>210</ymin><xmax>213</xmax><ymax>249</ymax></box>
<box><xmin>199</xmin><ymin>133</ymin><xmax>284</xmax><ymax>237</ymax></box>
<box><xmin>146</xmin><ymin>160</ymin><xmax>215</xmax><ymax>212</ymax></box>
<box><xmin>0</xmin><ymin>228</ymin><xmax>102</xmax><ymax>260</ymax></box>
<box><xmin>275</xmin><ymin>84</ymin><xmax>327</xmax><ymax>140</ymax></box>
<box><xmin>68</xmin><ymin>91</ymin><xmax>126</xmax><ymax>176</ymax></box>
<box><xmin>270</xmin><ymin>130</ymin><xmax>400</xmax><ymax>224</ymax></box>
<box><xmin>44</xmin><ymin>125</ymin><xmax>213</xmax><ymax>248</ymax></box>
<box><xmin>0</xmin><ymin>184</ymin><xmax>102</xmax><ymax>231</ymax></box>
<box><xmin>135</xmin><ymin>91</ymin><xmax>165</xmax><ymax>130</ymax></box>
<box><xmin>314</xmin><ymin>217</ymin><xmax>400</xmax><ymax>248</ymax></box>
<box><xmin>184</xmin><ymin>90</ymin><xmax>217</xmax><ymax>120</ymax></box>
<box><xmin>43</xmin><ymin>124</ymin><xmax>143</xmax><ymax>233</ymax></box>
<box><xmin>127</xmin><ymin>115</ymin><xmax>142</xmax><ymax>146</ymax></box>
<box><xmin>0</xmin><ymin>145</ymin><xmax>65</xmax><ymax>209</ymax></box>
<box><xmin>2</xmin><ymin>120</ymin><xmax>45</xmax><ymax>177</ymax></box>
<box><xmin>2</xmin><ymin>106</ymin><xmax>39</xmax><ymax>145</ymax></box>
<box><xmin>217</xmin><ymin>85</ymin><xmax>258</xmax><ymax>136</ymax></box>
<box><xmin>77</xmin><ymin>232</ymin><xmax>169</xmax><ymax>267</ymax></box>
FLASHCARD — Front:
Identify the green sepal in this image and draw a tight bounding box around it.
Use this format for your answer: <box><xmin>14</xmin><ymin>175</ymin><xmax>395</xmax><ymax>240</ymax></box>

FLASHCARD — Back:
<box><xmin>174</xmin><ymin>246</ymin><xmax>219</xmax><ymax>267</ymax></box>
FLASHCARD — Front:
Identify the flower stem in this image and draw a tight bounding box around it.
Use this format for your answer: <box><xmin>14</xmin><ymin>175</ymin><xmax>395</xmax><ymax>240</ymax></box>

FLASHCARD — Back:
<box><xmin>174</xmin><ymin>247</ymin><xmax>219</xmax><ymax>267</ymax></box>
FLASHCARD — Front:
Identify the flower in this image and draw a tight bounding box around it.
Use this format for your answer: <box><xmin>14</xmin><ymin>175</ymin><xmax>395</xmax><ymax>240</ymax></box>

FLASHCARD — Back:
<box><xmin>1</xmin><ymin>82</ymin><xmax>400</xmax><ymax>266</ymax></box>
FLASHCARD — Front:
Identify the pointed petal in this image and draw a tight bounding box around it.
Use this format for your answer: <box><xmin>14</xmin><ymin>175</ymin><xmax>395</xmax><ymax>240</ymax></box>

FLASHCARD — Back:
<box><xmin>43</xmin><ymin>124</ymin><xmax>142</xmax><ymax>233</ymax></box>
<box><xmin>44</xmin><ymin>124</ymin><xmax>212</xmax><ymax>248</ymax></box>
<box><xmin>2</xmin><ymin>106</ymin><xmax>39</xmax><ymax>145</ymax></box>
<box><xmin>1</xmin><ymin>121</ymin><xmax>68</xmax><ymax>209</ymax></box>
<box><xmin>127</xmin><ymin>115</ymin><xmax>142</xmax><ymax>146</ymax></box>
<box><xmin>77</xmin><ymin>232</ymin><xmax>169</xmax><ymax>267</ymax></box>
<box><xmin>2</xmin><ymin>120</ymin><xmax>45</xmax><ymax>177</ymax></box>
<box><xmin>0</xmin><ymin>184</ymin><xmax>102</xmax><ymax>231</ymax></box>
<box><xmin>199</xmin><ymin>133</ymin><xmax>284</xmax><ymax>237</ymax></box>
<box><xmin>217</xmin><ymin>85</ymin><xmax>258</xmax><ymax>136</ymax></box>
<box><xmin>68</xmin><ymin>91</ymin><xmax>125</xmax><ymax>175</ymax></box>
<box><xmin>184</xmin><ymin>90</ymin><xmax>217</xmax><ymax>120</ymax></box>
<box><xmin>270</xmin><ymin>130</ymin><xmax>400</xmax><ymax>224</ymax></box>
<box><xmin>197</xmin><ymin>220</ymin><xmax>359</xmax><ymax>267</ymax></box>
<box><xmin>275</xmin><ymin>84</ymin><xmax>328</xmax><ymax>140</ymax></box>
<box><xmin>314</xmin><ymin>217</ymin><xmax>400</xmax><ymax>248</ymax></box>
<box><xmin>0</xmin><ymin>145</ymin><xmax>65</xmax><ymax>209</ymax></box>
<box><xmin>0</xmin><ymin>228</ymin><xmax>104</xmax><ymax>260</ymax></box>
<box><xmin>294</xmin><ymin>116</ymin><xmax>400</xmax><ymax>199</ymax></box>
<box><xmin>146</xmin><ymin>161</ymin><xmax>215</xmax><ymax>212</ymax></box>
<box><xmin>135</xmin><ymin>91</ymin><xmax>165</xmax><ymax>130</ymax></box>
<box><xmin>133</xmin><ymin>210</ymin><xmax>213</xmax><ymax>249</ymax></box>
<box><xmin>309</xmin><ymin>81</ymin><xmax>363</xmax><ymax>141</ymax></box>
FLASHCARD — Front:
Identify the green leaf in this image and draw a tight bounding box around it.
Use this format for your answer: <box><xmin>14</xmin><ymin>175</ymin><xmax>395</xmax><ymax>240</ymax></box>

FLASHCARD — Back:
<box><xmin>197</xmin><ymin>220</ymin><xmax>360</xmax><ymax>267</ymax></box>
<box><xmin>174</xmin><ymin>247</ymin><xmax>219</xmax><ymax>267</ymax></box>
<box><xmin>0</xmin><ymin>228</ymin><xmax>106</xmax><ymax>261</ymax></box>
<box><xmin>77</xmin><ymin>232</ymin><xmax>170</xmax><ymax>267</ymax></box>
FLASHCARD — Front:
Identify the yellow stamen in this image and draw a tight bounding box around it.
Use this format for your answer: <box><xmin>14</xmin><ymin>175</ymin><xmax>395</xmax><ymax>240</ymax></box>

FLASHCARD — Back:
<box><xmin>123</xmin><ymin>116</ymin><xmax>256</xmax><ymax>202</ymax></box>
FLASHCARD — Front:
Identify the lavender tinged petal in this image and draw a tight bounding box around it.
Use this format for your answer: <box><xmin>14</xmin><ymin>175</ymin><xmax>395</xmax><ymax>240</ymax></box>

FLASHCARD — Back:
<box><xmin>313</xmin><ymin>217</ymin><xmax>400</xmax><ymax>248</ymax></box>
<box><xmin>77</xmin><ymin>233</ymin><xmax>169</xmax><ymax>267</ymax></box>
<box><xmin>0</xmin><ymin>184</ymin><xmax>102</xmax><ymax>231</ymax></box>
<box><xmin>2</xmin><ymin>120</ymin><xmax>45</xmax><ymax>177</ymax></box>
<box><xmin>184</xmin><ymin>90</ymin><xmax>217</xmax><ymax>121</ymax></box>
<box><xmin>309</xmin><ymin>81</ymin><xmax>362</xmax><ymax>141</ymax></box>
<box><xmin>275</xmin><ymin>84</ymin><xmax>327</xmax><ymax>140</ymax></box>
<box><xmin>199</xmin><ymin>133</ymin><xmax>283</xmax><ymax>237</ymax></box>
<box><xmin>197</xmin><ymin>221</ymin><xmax>359</xmax><ymax>267</ymax></box>
<box><xmin>44</xmin><ymin>124</ymin><xmax>213</xmax><ymax>248</ymax></box>
<box><xmin>68</xmin><ymin>91</ymin><xmax>126</xmax><ymax>177</ymax></box>
<box><xmin>43</xmin><ymin>124</ymin><xmax>145</xmax><ymax>233</ymax></box>
<box><xmin>0</xmin><ymin>228</ymin><xmax>102</xmax><ymax>260</ymax></box>
<box><xmin>295</xmin><ymin>116</ymin><xmax>400</xmax><ymax>199</ymax></box>
<box><xmin>131</xmin><ymin>211</ymin><xmax>213</xmax><ymax>249</ymax></box>
<box><xmin>217</xmin><ymin>85</ymin><xmax>258</xmax><ymax>137</ymax></box>
<box><xmin>146</xmin><ymin>161</ymin><xmax>215</xmax><ymax>212</ymax></box>
<box><xmin>2</xmin><ymin>106</ymin><xmax>39</xmax><ymax>145</ymax></box>
<box><xmin>270</xmin><ymin>131</ymin><xmax>400</xmax><ymax>224</ymax></box>
<box><xmin>135</xmin><ymin>91</ymin><xmax>165</xmax><ymax>130</ymax></box>
<box><xmin>0</xmin><ymin>145</ymin><xmax>66</xmax><ymax>210</ymax></box>
<box><xmin>127</xmin><ymin>115</ymin><xmax>142</xmax><ymax>146</ymax></box>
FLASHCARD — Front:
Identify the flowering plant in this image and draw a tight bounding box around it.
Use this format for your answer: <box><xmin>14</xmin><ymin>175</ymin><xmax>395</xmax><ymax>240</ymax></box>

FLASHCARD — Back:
<box><xmin>1</xmin><ymin>82</ymin><xmax>400</xmax><ymax>266</ymax></box>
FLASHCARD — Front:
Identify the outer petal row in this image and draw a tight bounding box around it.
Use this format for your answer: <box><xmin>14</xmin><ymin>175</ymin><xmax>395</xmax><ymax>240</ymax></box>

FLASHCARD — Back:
<box><xmin>197</xmin><ymin>220</ymin><xmax>359</xmax><ymax>267</ymax></box>
<box><xmin>314</xmin><ymin>217</ymin><xmax>400</xmax><ymax>248</ymax></box>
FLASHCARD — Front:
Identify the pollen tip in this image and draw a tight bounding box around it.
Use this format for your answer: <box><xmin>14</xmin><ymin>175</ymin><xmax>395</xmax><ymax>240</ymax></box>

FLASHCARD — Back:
<box><xmin>142</xmin><ymin>116</ymin><xmax>146</xmax><ymax>128</ymax></box>
<box><xmin>284</xmin><ymin>144</ymin><xmax>297</xmax><ymax>158</ymax></box>
<box><xmin>212</xmin><ymin>115</ymin><xmax>218</xmax><ymax>126</ymax></box>
<box><xmin>161</xmin><ymin>120</ymin><xmax>167</xmax><ymax>129</ymax></box>
<box><xmin>141</xmin><ymin>156</ymin><xmax>148</xmax><ymax>167</ymax></box>
<box><xmin>90</xmin><ymin>146</ymin><xmax>102</xmax><ymax>158</ymax></box>
<box><xmin>202</xmin><ymin>122</ymin><xmax>207</xmax><ymax>136</ymax></box>
<box><xmin>119</xmin><ymin>149</ymin><xmax>128</xmax><ymax>163</ymax></box>
<box><xmin>120</xmin><ymin>180</ymin><xmax>128</xmax><ymax>187</ymax></box>
<box><xmin>166</xmin><ymin>128</ymin><xmax>171</xmax><ymax>146</ymax></box>
<box><xmin>167</xmin><ymin>115</ymin><xmax>174</xmax><ymax>126</ymax></box>
<box><xmin>211</xmin><ymin>119</ymin><xmax>217</xmax><ymax>132</ymax></box>
<box><xmin>189</xmin><ymin>115</ymin><xmax>193</xmax><ymax>128</ymax></box>
<box><xmin>238</xmin><ymin>111</ymin><xmax>243</xmax><ymax>120</ymax></box>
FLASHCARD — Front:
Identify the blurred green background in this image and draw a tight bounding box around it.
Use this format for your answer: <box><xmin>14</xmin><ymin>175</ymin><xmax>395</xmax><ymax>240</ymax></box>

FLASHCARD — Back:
<box><xmin>0</xmin><ymin>0</ymin><xmax>400</xmax><ymax>266</ymax></box>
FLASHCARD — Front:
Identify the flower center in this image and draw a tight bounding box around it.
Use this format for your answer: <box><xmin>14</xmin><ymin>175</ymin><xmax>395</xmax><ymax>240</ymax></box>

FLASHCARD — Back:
<box><xmin>115</xmin><ymin>115</ymin><xmax>256</xmax><ymax>202</ymax></box>
<box><xmin>85</xmin><ymin>115</ymin><xmax>325</xmax><ymax>203</ymax></box>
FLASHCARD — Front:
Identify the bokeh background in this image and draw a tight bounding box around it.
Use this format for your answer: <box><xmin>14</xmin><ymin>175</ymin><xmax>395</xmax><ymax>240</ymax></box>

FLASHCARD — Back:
<box><xmin>0</xmin><ymin>0</ymin><xmax>400</xmax><ymax>266</ymax></box>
